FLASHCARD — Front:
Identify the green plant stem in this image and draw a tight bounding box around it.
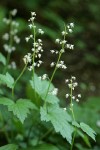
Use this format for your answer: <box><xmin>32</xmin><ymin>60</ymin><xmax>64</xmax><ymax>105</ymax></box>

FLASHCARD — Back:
<box><xmin>70</xmin><ymin>78</ymin><xmax>76</xmax><ymax>150</ymax></box>
<box><xmin>70</xmin><ymin>79</ymin><xmax>75</xmax><ymax>121</ymax></box>
<box><xmin>70</xmin><ymin>128</ymin><xmax>77</xmax><ymax>150</ymax></box>
<box><xmin>40</xmin><ymin>128</ymin><xmax>53</xmax><ymax>141</ymax></box>
<box><xmin>12</xmin><ymin>63</ymin><xmax>27</xmax><ymax>98</ymax></box>
<box><xmin>32</xmin><ymin>25</ymin><xmax>36</xmax><ymax>100</ymax></box>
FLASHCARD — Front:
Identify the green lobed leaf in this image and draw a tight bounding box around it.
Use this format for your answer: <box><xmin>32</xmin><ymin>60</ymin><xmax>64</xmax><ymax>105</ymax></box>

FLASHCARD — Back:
<box><xmin>80</xmin><ymin>122</ymin><xmax>96</xmax><ymax>141</ymax></box>
<box><xmin>0</xmin><ymin>72</ymin><xmax>14</xmax><ymax>88</ymax></box>
<box><xmin>0</xmin><ymin>52</ymin><xmax>6</xmax><ymax>65</ymax></box>
<box><xmin>0</xmin><ymin>97</ymin><xmax>36</xmax><ymax>123</ymax></box>
<box><xmin>40</xmin><ymin>104</ymin><xmax>73</xmax><ymax>144</ymax></box>
<box><xmin>0</xmin><ymin>144</ymin><xmax>18</xmax><ymax>150</ymax></box>
<box><xmin>30</xmin><ymin>73</ymin><xmax>59</xmax><ymax>104</ymax></box>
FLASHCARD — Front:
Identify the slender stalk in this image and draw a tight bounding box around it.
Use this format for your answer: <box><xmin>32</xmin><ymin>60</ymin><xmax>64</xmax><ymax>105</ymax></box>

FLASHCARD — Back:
<box><xmin>12</xmin><ymin>63</ymin><xmax>27</xmax><ymax>98</ymax></box>
<box><xmin>70</xmin><ymin>79</ymin><xmax>75</xmax><ymax>121</ymax></box>
<box><xmin>70</xmin><ymin>78</ymin><xmax>76</xmax><ymax>150</ymax></box>
<box><xmin>44</xmin><ymin>51</ymin><xmax>62</xmax><ymax>107</ymax></box>
<box><xmin>31</xmin><ymin>23</ymin><xmax>37</xmax><ymax>100</ymax></box>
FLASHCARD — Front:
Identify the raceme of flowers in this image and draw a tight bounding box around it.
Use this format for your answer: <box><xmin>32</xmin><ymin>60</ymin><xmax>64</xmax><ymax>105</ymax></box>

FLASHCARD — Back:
<box><xmin>3</xmin><ymin>9</ymin><xmax>20</xmax><ymax>54</ymax></box>
<box><xmin>65</xmin><ymin>76</ymin><xmax>81</xmax><ymax>104</ymax></box>
<box><xmin>23</xmin><ymin>12</ymin><xmax>44</xmax><ymax>71</ymax></box>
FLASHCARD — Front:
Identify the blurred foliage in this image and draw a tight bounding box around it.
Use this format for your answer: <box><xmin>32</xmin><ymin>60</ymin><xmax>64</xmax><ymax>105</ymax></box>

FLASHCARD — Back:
<box><xmin>0</xmin><ymin>0</ymin><xmax>100</xmax><ymax>66</ymax></box>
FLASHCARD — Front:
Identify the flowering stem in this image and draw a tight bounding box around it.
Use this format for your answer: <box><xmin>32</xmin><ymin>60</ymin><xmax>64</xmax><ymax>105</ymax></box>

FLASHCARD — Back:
<box><xmin>32</xmin><ymin>26</ymin><xmax>36</xmax><ymax>99</ymax></box>
<box><xmin>44</xmin><ymin>51</ymin><xmax>62</xmax><ymax>108</ymax></box>
<box><xmin>44</xmin><ymin>25</ymin><xmax>67</xmax><ymax>109</ymax></box>
<box><xmin>12</xmin><ymin>63</ymin><xmax>27</xmax><ymax>98</ymax></box>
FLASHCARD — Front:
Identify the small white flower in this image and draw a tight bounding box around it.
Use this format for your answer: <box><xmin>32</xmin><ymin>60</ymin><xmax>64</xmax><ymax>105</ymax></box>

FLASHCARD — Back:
<box><xmin>70</xmin><ymin>45</ymin><xmax>74</xmax><ymax>50</ymax></box>
<box><xmin>31</xmin><ymin>12</ymin><xmax>36</xmax><ymax>16</ymax></box>
<box><xmin>30</xmin><ymin>17</ymin><xmax>35</xmax><ymax>21</ymax></box>
<box><xmin>78</xmin><ymin>94</ymin><xmax>81</xmax><ymax>98</ymax></box>
<box><xmin>38</xmin><ymin>39</ymin><xmax>42</xmax><ymax>43</ymax></box>
<box><xmin>29</xmin><ymin>24</ymin><xmax>33</xmax><ymax>29</ymax></box>
<box><xmin>65</xmin><ymin>79</ymin><xmax>69</xmax><ymax>83</ymax></box>
<box><xmin>65</xmin><ymin>94</ymin><xmax>69</xmax><ymax>98</ymax></box>
<box><xmin>55</xmin><ymin>39</ymin><xmax>60</xmax><ymax>43</ymax></box>
<box><xmin>61</xmin><ymin>40</ymin><xmax>67</xmax><ymax>44</ymax></box>
<box><xmin>76</xmin><ymin>99</ymin><xmax>79</xmax><ymax>102</ymax></box>
<box><xmin>38</xmin><ymin>29</ymin><xmax>44</xmax><ymax>34</ymax></box>
<box><xmin>70</xmin><ymin>23</ymin><xmax>74</xmax><ymax>28</ymax></box>
<box><xmin>52</xmin><ymin>88</ymin><xmax>58</xmax><ymax>95</ymax></box>
<box><xmin>62</xmin><ymin>31</ymin><xmax>66</xmax><ymax>35</ymax></box>
<box><xmin>50</xmin><ymin>50</ymin><xmax>55</xmax><ymax>54</ymax></box>
<box><xmin>73</xmin><ymin>82</ymin><xmax>78</xmax><ymax>87</ymax></box>
<box><xmin>2</xmin><ymin>33</ymin><xmax>9</xmax><ymax>40</ymax></box>
<box><xmin>72</xmin><ymin>76</ymin><xmax>76</xmax><ymax>80</ymax></box>
<box><xmin>72</xmin><ymin>96</ymin><xmax>75</xmax><ymax>100</ymax></box>
<box><xmin>63</xmin><ymin>108</ymin><xmax>67</xmax><ymax>111</ymax></box>
<box><xmin>68</xmin><ymin>28</ymin><xmax>73</xmax><ymax>33</ymax></box>
<box><xmin>50</xmin><ymin>62</ymin><xmax>55</xmax><ymax>67</ymax></box>
<box><xmin>38</xmin><ymin>54</ymin><xmax>41</xmax><ymax>58</ymax></box>
<box><xmin>10</xmin><ymin>9</ymin><xmax>17</xmax><ymax>16</ymax></box>
<box><xmin>42</xmin><ymin>74</ymin><xmax>48</xmax><ymax>80</ymax></box>
<box><xmin>25</xmin><ymin>37</ymin><xmax>30</xmax><ymax>42</ymax></box>
<box><xmin>60</xmin><ymin>49</ymin><xmax>65</xmax><ymax>53</ymax></box>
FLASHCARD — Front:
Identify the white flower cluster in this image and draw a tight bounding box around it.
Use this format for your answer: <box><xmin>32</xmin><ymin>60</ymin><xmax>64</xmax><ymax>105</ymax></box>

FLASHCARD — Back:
<box><xmin>8</xmin><ymin>61</ymin><xmax>17</xmax><ymax>69</ymax></box>
<box><xmin>24</xmin><ymin>12</ymin><xmax>44</xmax><ymax>71</ymax></box>
<box><xmin>56</xmin><ymin>61</ymin><xmax>67</xmax><ymax>69</ymax></box>
<box><xmin>38</xmin><ymin>74</ymin><xmax>48</xmax><ymax>80</ymax></box>
<box><xmin>65</xmin><ymin>76</ymin><xmax>81</xmax><ymax>103</ymax></box>
<box><xmin>50</xmin><ymin>60</ymin><xmax>67</xmax><ymax>69</ymax></box>
<box><xmin>3</xmin><ymin>9</ymin><xmax>20</xmax><ymax>53</ymax></box>
<box><xmin>23</xmin><ymin>53</ymin><xmax>32</xmax><ymax>65</ymax></box>
<box><xmin>55</xmin><ymin>23</ymin><xmax>74</xmax><ymax>52</ymax></box>
<box><xmin>67</xmin><ymin>23</ymin><xmax>74</xmax><ymax>33</ymax></box>
<box><xmin>49</xmin><ymin>88</ymin><xmax>58</xmax><ymax>96</ymax></box>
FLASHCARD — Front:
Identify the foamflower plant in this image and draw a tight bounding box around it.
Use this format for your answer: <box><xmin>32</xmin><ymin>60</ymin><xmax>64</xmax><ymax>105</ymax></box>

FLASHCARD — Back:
<box><xmin>0</xmin><ymin>10</ymin><xmax>96</xmax><ymax>150</ymax></box>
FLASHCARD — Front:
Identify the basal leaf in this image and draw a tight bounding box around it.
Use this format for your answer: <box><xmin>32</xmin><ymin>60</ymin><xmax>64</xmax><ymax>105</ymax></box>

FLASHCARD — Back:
<box><xmin>8</xmin><ymin>99</ymin><xmax>37</xmax><ymax>123</ymax></box>
<box><xmin>0</xmin><ymin>52</ymin><xmax>6</xmax><ymax>65</ymax></box>
<box><xmin>40</xmin><ymin>105</ymin><xmax>73</xmax><ymax>144</ymax></box>
<box><xmin>0</xmin><ymin>97</ymin><xmax>36</xmax><ymax>123</ymax></box>
<box><xmin>0</xmin><ymin>72</ymin><xmax>14</xmax><ymax>88</ymax></box>
<box><xmin>0</xmin><ymin>144</ymin><xmax>18</xmax><ymax>150</ymax></box>
<box><xmin>30</xmin><ymin>73</ymin><xmax>59</xmax><ymax>104</ymax></box>
<box><xmin>80</xmin><ymin>122</ymin><xmax>96</xmax><ymax>141</ymax></box>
